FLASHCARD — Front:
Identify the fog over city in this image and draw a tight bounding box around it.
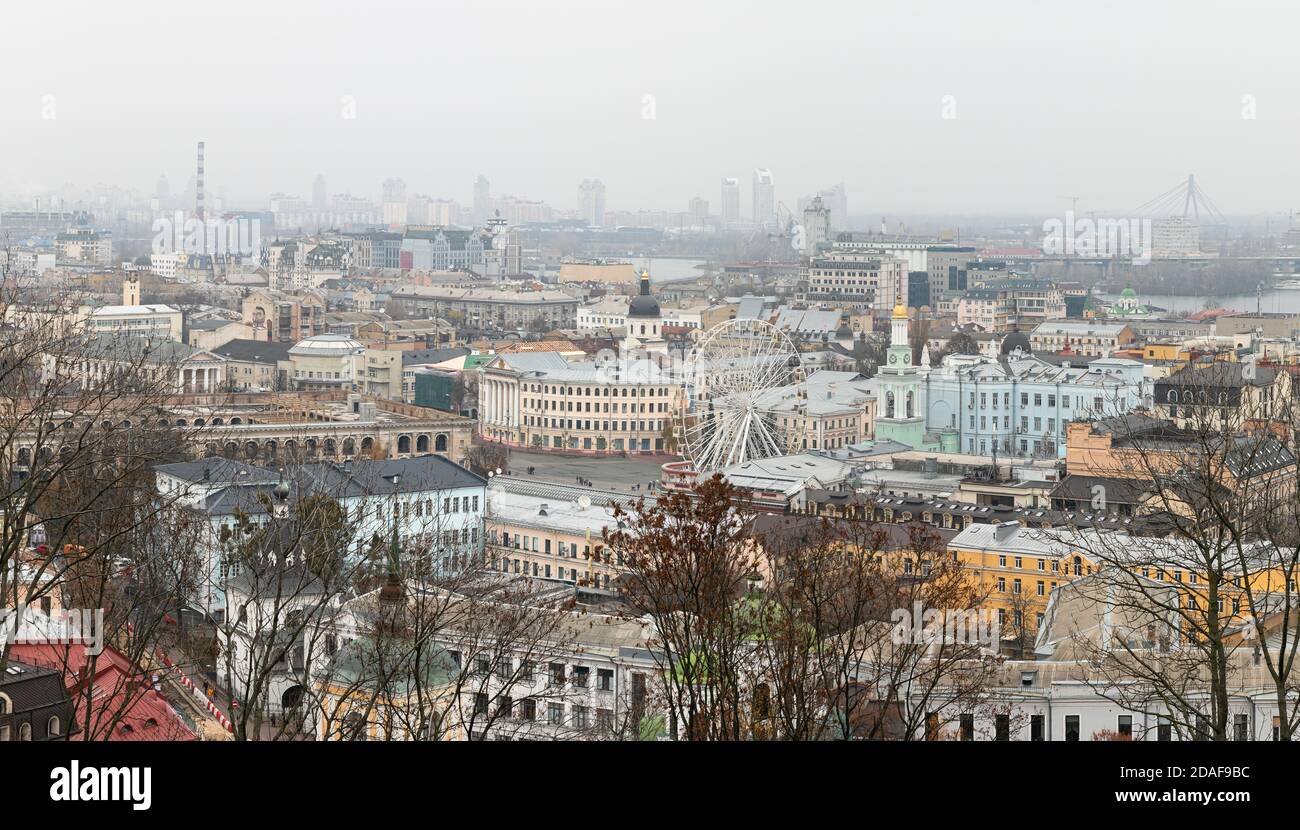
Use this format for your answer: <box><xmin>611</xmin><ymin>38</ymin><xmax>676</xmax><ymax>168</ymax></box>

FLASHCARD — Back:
<box><xmin>2</xmin><ymin>0</ymin><xmax>1298</xmax><ymax>217</ymax></box>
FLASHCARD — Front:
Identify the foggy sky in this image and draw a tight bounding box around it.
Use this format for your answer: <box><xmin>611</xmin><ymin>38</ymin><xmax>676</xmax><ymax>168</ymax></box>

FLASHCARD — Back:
<box><xmin>1</xmin><ymin>0</ymin><xmax>1297</xmax><ymax>217</ymax></box>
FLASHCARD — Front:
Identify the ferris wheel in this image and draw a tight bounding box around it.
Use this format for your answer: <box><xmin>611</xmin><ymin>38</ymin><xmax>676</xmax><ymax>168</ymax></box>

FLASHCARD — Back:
<box><xmin>678</xmin><ymin>318</ymin><xmax>802</xmax><ymax>473</ymax></box>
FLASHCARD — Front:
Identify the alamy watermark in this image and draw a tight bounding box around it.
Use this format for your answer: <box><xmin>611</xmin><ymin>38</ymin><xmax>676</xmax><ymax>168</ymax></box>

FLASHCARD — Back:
<box><xmin>1042</xmin><ymin>210</ymin><xmax>1152</xmax><ymax>264</ymax></box>
<box><xmin>890</xmin><ymin>602</ymin><xmax>1000</xmax><ymax>648</ymax></box>
<box><xmin>151</xmin><ymin>211</ymin><xmax>262</xmax><ymax>258</ymax></box>
<box><xmin>1</xmin><ymin>604</ymin><xmax>104</xmax><ymax>655</ymax></box>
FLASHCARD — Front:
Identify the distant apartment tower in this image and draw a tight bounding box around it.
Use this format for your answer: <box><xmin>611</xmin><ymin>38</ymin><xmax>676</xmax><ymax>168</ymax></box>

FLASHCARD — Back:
<box><xmin>382</xmin><ymin>178</ymin><xmax>407</xmax><ymax>226</ymax></box>
<box><xmin>578</xmin><ymin>179</ymin><xmax>606</xmax><ymax>227</ymax></box>
<box><xmin>802</xmin><ymin>196</ymin><xmax>831</xmax><ymax>254</ymax></box>
<box><xmin>820</xmin><ymin>183</ymin><xmax>847</xmax><ymax>231</ymax></box>
<box><xmin>720</xmin><ymin>178</ymin><xmax>741</xmax><ymax>229</ymax></box>
<box><xmin>688</xmin><ymin>196</ymin><xmax>709</xmax><ymax>227</ymax></box>
<box><xmin>752</xmin><ymin>168</ymin><xmax>775</xmax><ymax>231</ymax></box>
<box><xmin>312</xmin><ymin>175</ymin><xmax>327</xmax><ymax>211</ymax></box>
<box><xmin>473</xmin><ymin>175</ymin><xmax>491</xmax><ymax>225</ymax></box>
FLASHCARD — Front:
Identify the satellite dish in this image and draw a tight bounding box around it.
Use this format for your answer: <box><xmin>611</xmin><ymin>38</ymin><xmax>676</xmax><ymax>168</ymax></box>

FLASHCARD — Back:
<box><xmin>577</xmin><ymin>495</ymin><xmax>592</xmax><ymax>510</ymax></box>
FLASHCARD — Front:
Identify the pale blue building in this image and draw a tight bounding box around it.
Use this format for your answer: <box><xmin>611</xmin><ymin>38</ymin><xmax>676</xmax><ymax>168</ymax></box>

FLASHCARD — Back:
<box><xmin>921</xmin><ymin>345</ymin><xmax>1145</xmax><ymax>459</ymax></box>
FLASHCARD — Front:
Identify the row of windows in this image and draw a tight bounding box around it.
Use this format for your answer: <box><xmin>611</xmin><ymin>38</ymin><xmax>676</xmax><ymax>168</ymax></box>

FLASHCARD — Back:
<box><xmin>523</xmin><ymin>384</ymin><xmax>669</xmax><ymax>397</ymax></box>
<box><xmin>949</xmin><ymin>712</ymin><xmax>1284</xmax><ymax>741</ymax></box>
<box><xmin>525</xmin><ymin>399</ymin><xmax>668</xmax><ymax>413</ymax></box>
<box><xmin>0</xmin><ymin>715</ymin><xmax>61</xmax><ymax>741</ymax></box>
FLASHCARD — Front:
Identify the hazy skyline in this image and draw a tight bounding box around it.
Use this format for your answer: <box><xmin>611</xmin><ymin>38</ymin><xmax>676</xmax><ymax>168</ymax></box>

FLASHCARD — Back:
<box><xmin>2</xmin><ymin>0</ymin><xmax>1298</xmax><ymax>216</ymax></box>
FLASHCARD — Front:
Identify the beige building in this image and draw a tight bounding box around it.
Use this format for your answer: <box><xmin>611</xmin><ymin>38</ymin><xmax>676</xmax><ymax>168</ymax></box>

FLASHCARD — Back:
<box><xmin>557</xmin><ymin>260</ymin><xmax>638</xmax><ymax>289</ymax></box>
<box><xmin>1030</xmin><ymin>321</ymin><xmax>1134</xmax><ymax>356</ymax></box>
<box><xmin>188</xmin><ymin>319</ymin><xmax>255</xmax><ymax>351</ymax></box>
<box><xmin>361</xmin><ymin>348</ymin><xmax>403</xmax><ymax>400</ymax></box>
<box><xmin>288</xmin><ymin>334</ymin><xmax>365</xmax><ymax>390</ymax></box>
<box><xmin>805</xmin><ymin>251</ymin><xmax>908</xmax><ymax>310</ymax></box>
<box><xmin>479</xmin><ymin>351</ymin><xmax>681</xmax><ymax>454</ymax></box>
<box><xmin>242</xmin><ymin>289</ymin><xmax>327</xmax><ymax>344</ymax></box>
<box><xmin>485</xmin><ymin>479</ymin><xmax>631</xmax><ymax>590</ymax></box>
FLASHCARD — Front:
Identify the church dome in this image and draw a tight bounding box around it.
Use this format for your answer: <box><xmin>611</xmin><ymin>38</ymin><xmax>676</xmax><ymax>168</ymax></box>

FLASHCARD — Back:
<box><xmin>627</xmin><ymin>269</ymin><xmax>661</xmax><ymax>318</ymax></box>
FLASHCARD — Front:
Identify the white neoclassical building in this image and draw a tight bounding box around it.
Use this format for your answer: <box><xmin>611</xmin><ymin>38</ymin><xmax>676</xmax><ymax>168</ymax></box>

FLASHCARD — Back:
<box><xmin>479</xmin><ymin>350</ymin><xmax>680</xmax><ymax>454</ymax></box>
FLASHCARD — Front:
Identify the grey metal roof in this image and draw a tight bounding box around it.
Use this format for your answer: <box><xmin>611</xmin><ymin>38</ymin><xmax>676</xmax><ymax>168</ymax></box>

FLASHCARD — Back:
<box><xmin>211</xmin><ymin>338</ymin><xmax>293</xmax><ymax>364</ymax></box>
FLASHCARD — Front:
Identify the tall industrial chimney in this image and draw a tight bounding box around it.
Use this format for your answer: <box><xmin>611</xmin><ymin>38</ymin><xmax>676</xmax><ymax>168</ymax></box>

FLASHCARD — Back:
<box><xmin>196</xmin><ymin>141</ymin><xmax>206</xmax><ymax>222</ymax></box>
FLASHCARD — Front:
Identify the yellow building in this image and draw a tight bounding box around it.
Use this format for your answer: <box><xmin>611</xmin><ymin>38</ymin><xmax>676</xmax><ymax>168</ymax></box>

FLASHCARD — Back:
<box><xmin>484</xmin><ymin>481</ymin><xmax>624</xmax><ymax>590</ymax></box>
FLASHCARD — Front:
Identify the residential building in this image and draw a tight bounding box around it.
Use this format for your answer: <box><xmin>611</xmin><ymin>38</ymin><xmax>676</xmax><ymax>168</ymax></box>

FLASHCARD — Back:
<box><xmin>1153</xmin><ymin>361</ymin><xmax>1292</xmax><ymax>431</ymax></box>
<box><xmin>1030</xmin><ymin>321</ymin><xmax>1135</xmax><ymax>356</ymax></box>
<box><xmin>752</xmin><ymin>168</ymin><xmax>775</xmax><ymax>231</ymax></box>
<box><xmin>157</xmin><ymin>454</ymin><xmax>487</xmax><ymax>620</ymax></box>
<box><xmin>242</xmin><ymin>289</ymin><xmax>327</xmax><ymax>344</ymax></box>
<box><xmin>55</xmin><ymin>227</ymin><xmax>112</xmax><ymax>266</ymax></box>
<box><xmin>806</xmin><ymin>250</ymin><xmax>908</xmax><ymax>309</ymax></box>
<box><xmin>389</xmin><ymin>286</ymin><xmax>577</xmax><ymax>332</ymax></box>
<box><xmin>720</xmin><ymin>177</ymin><xmax>741</xmax><ymax>228</ymax></box>
<box><xmin>0</xmin><ymin>659</ymin><xmax>75</xmax><ymax>742</ymax></box>
<box><xmin>578</xmin><ymin>179</ymin><xmax>606</xmax><ymax>227</ymax></box>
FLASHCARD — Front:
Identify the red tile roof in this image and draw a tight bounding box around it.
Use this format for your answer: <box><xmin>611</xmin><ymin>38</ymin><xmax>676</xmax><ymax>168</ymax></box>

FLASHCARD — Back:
<box><xmin>9</xmin><ymin>642</ymin><xmax>198</xmax><ymax>741</ymax></box>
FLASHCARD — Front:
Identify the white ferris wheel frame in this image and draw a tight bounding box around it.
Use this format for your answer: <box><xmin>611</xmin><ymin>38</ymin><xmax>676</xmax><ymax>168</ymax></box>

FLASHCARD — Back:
<box><xmin>678</xmin><ymin>318</ymin><xmax>801</xmax><ymax>473</ymax></box>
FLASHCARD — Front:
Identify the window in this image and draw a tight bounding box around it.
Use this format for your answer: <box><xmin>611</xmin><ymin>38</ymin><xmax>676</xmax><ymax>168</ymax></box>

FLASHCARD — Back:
<box><xmin>47</xmin><ymin>716</ymin><xmax>60</xmax><ymax>737</ymax></box>
<box><xmin>547</xmin><ymin>703</ymin><xmax>564</xmax><ymax>725</ymax></box>
<box><xmin>995</xmin><ymin>714</ymin><xmax>1009</xmax><ymax>741</ymax></box>
<box><xmin>1158</xmin><ymin>717</ymin><xmax>1171</xmax><ymax>742</ymax></box>
<box><xmin>549</xmin><ymin>662</ymin><xmax>565</xmax><ymax>685</ymax></box>
<box><xmin>960</xmin><ymin>713</ymin><xmax>974</xmax><ymax>741</ymax></box>
<box><xmin>597</xmin><ymin>668</ymin><xmax>613</xmax><ymax>691</ymax></box>
<box><xmin>572</xmin><ymin>666</ymin><xmax>590</xmax><ymax>688</ymax></box>
<box><xmin>1118</xmin><ymin>715</ymin><xmax>1132</xmax><ymax>737</ymax></box>
<box><xmin>519</xmin><ymin>699</ymin><xmax>537</xmax><ymax>721</ymax></box>
<box><xmin>1030</xmin><ymin>715</ymin><xmax>1044</xmax><ymax>741</ymax></box>
<box><xmin>1065</xmin><ymin>715</ymin><xmax>1080</xmax><ymax>742</ymax></box>
<box><xmin>572</xmin><ymin>706</ymin><xmax>589</xmax><ymax>729</ymax></box>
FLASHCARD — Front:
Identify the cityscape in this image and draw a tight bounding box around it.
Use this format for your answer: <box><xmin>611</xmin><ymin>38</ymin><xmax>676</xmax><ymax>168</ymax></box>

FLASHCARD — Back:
<box><xmin>1</xmin><ymin>0</ymin><xmax>1298</xmax><ymax>807</ymax></box>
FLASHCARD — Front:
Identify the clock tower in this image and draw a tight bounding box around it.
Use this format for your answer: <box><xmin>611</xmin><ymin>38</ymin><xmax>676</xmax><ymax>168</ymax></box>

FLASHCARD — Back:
<box><xmin>873</xmin><ymin>295</ymin><xmax>927</xmax><ymax>448</ymax></box>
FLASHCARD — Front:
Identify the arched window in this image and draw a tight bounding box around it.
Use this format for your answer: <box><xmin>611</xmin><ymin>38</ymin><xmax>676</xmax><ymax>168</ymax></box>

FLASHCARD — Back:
<box><xmin>48</xmin><ymin>716</ymin><xmax>60</xmax><ymax>737</ymax></box>
<box><xmin>885</xmin><ymin>391</ymin><xmax>895</xmax><ymax>419</ymax></box>
<box><xmin>19</xmin><ymin>723</ymin><xmax>32</xmax><ymax>741</ymax></box>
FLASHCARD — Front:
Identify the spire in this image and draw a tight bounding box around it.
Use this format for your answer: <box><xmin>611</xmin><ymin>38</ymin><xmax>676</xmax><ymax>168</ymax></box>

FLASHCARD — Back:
<box><xmin>639</xmin><ymin>268</ymin><xmax>651</xmax><ymax>296</ymax></box>
<box><xmin>920</xmin><ymin>342</ymin><xmax>932</xmax><ymax>370</ymax></box>
<box><xmin>379</xmin><ymin>521</ymin><xmax>403</xmax><ymax>606</ymax></box>
<box><xmin>892</xmin><ymin>282</ymin><xmax>907</xmax><ymax>320</ymax></box>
